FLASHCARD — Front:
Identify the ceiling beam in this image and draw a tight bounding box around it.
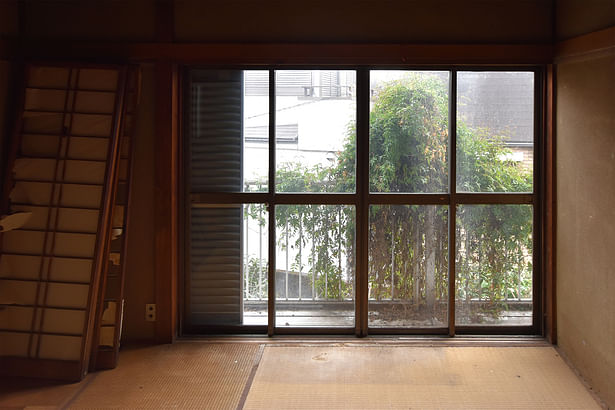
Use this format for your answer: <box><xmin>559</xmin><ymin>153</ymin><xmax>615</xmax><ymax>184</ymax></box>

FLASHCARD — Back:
<box><xmin>2</xmin><ymin>41</ymin><xmax>553</xmax><ymax>65</ymax></box>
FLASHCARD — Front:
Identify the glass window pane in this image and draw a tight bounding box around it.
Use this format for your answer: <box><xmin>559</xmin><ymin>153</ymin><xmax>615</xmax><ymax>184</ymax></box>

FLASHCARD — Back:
<box><xmin>275</xmin><ymin>205</ymin><xmax>355</xmax><ymax>327</ymax></box>
<box><xmin>189</xmin><ymin>70</ymin><xmax>268</xmax><ymax>193</ymax></box>
<box><xmin>368</xmin><ymin>205</ymin><xmax>448</xmax><ymax>328</ymax></box>
<box><xmin>369</xmin><ymin>71</ymin><xmax>449</xmax><ymax>193</ymax></box>
<box><xmin>243</xmin><ymin>204</ymin><xmax>269</xmax><ymax>325</ymax></box>
<box><xmin>243</xmin><ymin>71</ymin><xmax>270</xmax><ymax>191</ymax></box>
<box><xmin>187</xmin><ymin>204</ymin><xmax>268</xmax><ymax>327</ymax></box>
<box><xmin>455</xmin><ymin>205</ymin><xmax>533</xmax><ymax>326</ymax></box>
<box><xmin>456</xmin><ymin>71</ymin><xmax>534</xmax><ymax>193</ymax></box>
<box><xmin>275</xmin><ymin>70</ymin><xmax>356</xmax><ymax>193</ymax></box>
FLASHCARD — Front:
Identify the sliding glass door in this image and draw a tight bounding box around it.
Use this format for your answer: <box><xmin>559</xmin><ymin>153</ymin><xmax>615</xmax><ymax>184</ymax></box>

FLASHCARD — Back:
<box><xmin>183</xmin><ymin>67</ymin><xmax>539</xmax><ymax>335</ymax></box>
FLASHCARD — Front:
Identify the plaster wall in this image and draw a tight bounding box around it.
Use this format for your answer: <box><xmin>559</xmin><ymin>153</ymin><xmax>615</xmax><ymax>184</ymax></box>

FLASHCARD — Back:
<box><xmin>556</xmin><ymin>50</ymin><xmax>615</xmax><ymax>408</ymax></box>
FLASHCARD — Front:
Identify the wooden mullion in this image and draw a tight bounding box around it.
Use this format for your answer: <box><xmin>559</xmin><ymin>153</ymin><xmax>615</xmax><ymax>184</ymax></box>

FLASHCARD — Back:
<box><xmin>368</xmin><ymin>193</ymin><xmax>449</xmax><ymax>205</ymax></box>
<box><xmin>273</xmin><ymin>193</ymin><xmax>357</xmax><ymax>205</ymax></box>
<box><xmin>544</xmin><ymin>64</ymin><xmax>556</xmax><ymax>343</ymax></box>
<box><xmin>448</xmin><ymin>69</ymin><xmax>457</xmax><ymax>337</ymax></box>
<box><xmin>267</xmin><ymin>69</ymin><xmax>275</xmax><ymax>336</ymax></box>
<box><xmin>191</xmin><ymin>192</ymin><xmax>269</xmax><ymax>204</ymax></box>
<box><xmin>356</xmin><ymin>68</ymin><xmax>370</xmax><ymax>337</ymax></box>
<box><xmin>533</xmin><ymin>67</ymin><xmax>544</xmax><ymax>336</ymax></box>
<box><xmin>454</xmin><ymin>193</ymin><xmax>534</xmax><ymax>204</ymax></box>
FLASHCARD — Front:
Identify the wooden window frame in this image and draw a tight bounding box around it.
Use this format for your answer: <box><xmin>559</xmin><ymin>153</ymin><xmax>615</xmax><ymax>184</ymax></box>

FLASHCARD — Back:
<box><xmin>180</xmin><ymin>65</ymin><xmax>546</xmax><ymax>337</ymax></box>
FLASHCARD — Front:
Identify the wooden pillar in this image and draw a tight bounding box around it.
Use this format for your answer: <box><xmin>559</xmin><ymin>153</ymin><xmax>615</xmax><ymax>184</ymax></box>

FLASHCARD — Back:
<box><xmin>154</xmin><ymin>61</ymin><xmax>179</xmax><ymax>343</ymax></box>
<box><xmin>544</xmin><ymin>64</ymin><xmax>556</xmax><ymax>344</ymax></box>
<box><xmin>153</xmin><ymin>0</ymin><xmax>177</xmax><ymax>344</ymax></box>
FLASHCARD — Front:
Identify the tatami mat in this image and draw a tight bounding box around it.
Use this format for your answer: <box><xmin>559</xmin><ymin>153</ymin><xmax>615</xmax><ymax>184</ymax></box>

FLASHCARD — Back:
<box><xmin>243</xmin><ymin>346</ymin><xmax>601</xmax><ymax>409</ymax></box>
<box><xmin>66</xmin><ymin>343</ymin><xmax>260</xmax><ymax>409</ymax></box>
<box><xmin>0</xmin><ymin>342</ymin><xmax>602</xmax><ymax>409</ymax></box>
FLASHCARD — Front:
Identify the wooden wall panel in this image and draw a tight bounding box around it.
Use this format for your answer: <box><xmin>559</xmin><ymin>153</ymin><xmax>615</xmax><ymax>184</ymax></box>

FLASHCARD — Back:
<box><xmin>22</xmin><ymin>0</ymin><xmax>156</xmax><ymax>41</ymax></box>
<box><xmin>175</xmin><ymin>0</ymin><xmax>553</xmax><ymax>43</ymax></box>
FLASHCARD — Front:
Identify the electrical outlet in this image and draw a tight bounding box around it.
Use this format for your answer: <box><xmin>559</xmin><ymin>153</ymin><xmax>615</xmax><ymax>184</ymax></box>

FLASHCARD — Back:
<box><xmin>145</xmin><ymin>304</ymin><xmax>156</xmax><ymax>321</ymax></box>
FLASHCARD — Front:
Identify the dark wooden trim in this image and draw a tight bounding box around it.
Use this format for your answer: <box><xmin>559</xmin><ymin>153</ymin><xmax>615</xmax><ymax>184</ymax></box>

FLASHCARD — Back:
<box><xmin>176</xmin><ymin>67</ymin><xmax>186</xmax><ymax>337</ymax></box>
<box><xmin>6</xmin><ymin>41</ymin><xmax>554</xmax><ymax>65</ymax></box>
<box><xmin>555</xmin><ymin>26</ymin><xmax>615</xmax><ymax>61</ymax></box>
<box><xmin>274</xmin><ymin>193</ymin><xmax>356</xmax><ymax>205</ymax></box>
<box><xmin>532</xmin><ymin>67</ymin><xmax>543</xmax><ymax>337</ymax></box>
<box><xmin>177</xmin><ymin>335</ymin><xmax>548</xmax><ymax>346</ymax></box>
<box><xmin>267</xmin><ymin>69</ymin><xmax>276</xmax><ymax>337</ymax></box>
<box><xmin>154</xmin><ymin>62</ymin><xmax>179</xmax><ymax>343</ymax></box>
<box><xmin>183</xmin><ymin>325</ymin><xmax>267</xmax><ymax>335</ymax></box>
<box><xmin>356</xmin><ymin>68</ymin><xmax>370</xmax><ymax>336</ymax></box>
<box><xmin>273</xmin><ymin>327</ymin><xmax>356</xmax><ymax>335</ymax></box>
<box><xmin>93</xmin><ymin>66</ymin><xmax>140</xmax><ymax>371</ymax></box>
<box><xmin>0</xmin><ymin>357</ymin><xmax>82</xmax><ymax>382</ymax></box>
<box><xmin>191</xmin><ymin>192</ymin><xmax>269</xmax><ymax>204</ymax></box>
<box><xmin>82</xmin><ymin>67</ymin><xmax>128</xmax><ymax>375</ymax></box>
<box><xmin>544</xmin><ymin>64</ymin><xmax>556</xmax><ymax>344</ymax></box>
<box><xmin>368</xmin><ymin>193</ymin><xmax>449</xmax><ymax>205</ymax></box>
<box><xmin>455</xmin><ymin>326</ymin><xmax>537</xmax><ymax>335</ymax></box>
<box><xmin>447</xmin><ymin>69</ymin><xmax>457</xmax><ymax>337</ymax></box>
<box><xmin>368</xmin><ymin>327</ymin><xmax>449</xmax><ymax>335</ymax></box>
<box><xmin>454</xmin><ymin>193</ymin><xmax>534</xmax><ymax>204</ymax></box>
<box><xmin>179</xmin><ymin>66</ymin><xmax>545</xmax><ymax>338</ymax></box>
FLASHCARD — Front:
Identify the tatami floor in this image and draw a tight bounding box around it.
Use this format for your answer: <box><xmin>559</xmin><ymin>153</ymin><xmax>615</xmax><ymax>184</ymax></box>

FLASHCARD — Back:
<box><xmin>0</xmin><ymin>338</ymin><xmax>604</xmax><ymax>409</ymax></box>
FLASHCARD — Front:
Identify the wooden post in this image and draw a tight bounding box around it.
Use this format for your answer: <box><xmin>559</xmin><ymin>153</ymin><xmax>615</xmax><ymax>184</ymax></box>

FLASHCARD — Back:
<box><xmin>154</xmin><ymin>61</ymin><xmax>179</xmax><ymax>343</ymax></box>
